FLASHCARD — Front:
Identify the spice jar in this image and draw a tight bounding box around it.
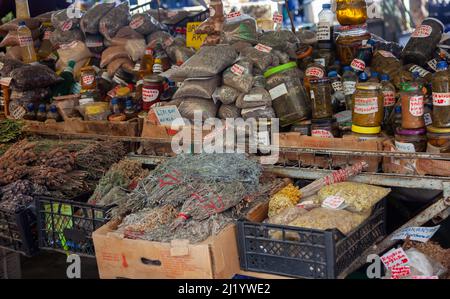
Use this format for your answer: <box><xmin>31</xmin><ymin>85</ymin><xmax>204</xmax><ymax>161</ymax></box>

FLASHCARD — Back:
<box><xmin>296</xmin><ymin>45</ymin><xmax>314</xmax><ymax>71</ymax></box>
<box><xmin>291</xmin><ymin>120</ymin><xmax>311</xmax><ymax>135</ymax></box>
<box><xmin>142</xmin><ymin>75</ymin><xmax>164</xmax><ymax>111</ymax></box>
<box><xmin>400</xmin><ymin>83</ymin><xmax>425</xmax><ymax>129</ymax></box>
<box><xmin>371</xmin><ymin>50</ymin><xmax>402</xmax><ymax>83</ymax></box>
<box><xmin>315</xmin><ymin>44</ymin><xmax>335</xmax><ymax>69</ymax></box>
<box><xmin>336</xmin><ymin>26</ymin><xmax>371</xmax><ymax>65</ymax></box>
<box><xmin>336</xmin><ymin>0</ymin><xmax>368</xmax><ymax>26</ymax></box>
<box><xmin>311</xmin><ymin>118</ymin><xmax>339</xmax><ymax>138</ymax></box>
<box><xmin>395</xmin><ymin>128</ymin><xmax>427</xmax><ymax>153</ymax></box>
<box><xmin>427</xmin><ymin>126</ymin><xmax>450</xmax><ymax>153</ymax></box>
<box><xmin>431</xmin><ymin>61</ymin><xmax>450</xmax><ymax>128</ymax></box>
<box><xmin>351</xmin><ymin>125</ymin><xmax>381</xmax><ymax>141</ymax></box>
<box><xmin>264</xmin><ymin>62</ymin><xmax>311</xmax><ymax>127</ymax></box>
<box><xmin>402</xmin><ymin>18</ymin><xmax>445</xmax><ymax>66</ymax></box>
<box><xmin>352</xmin><ymin>82</ymin><xmax>383</xmax><ymax>127</ymax></box>
<box><xmin>310</xmin><ymin>78</ymin><xmax>333</xmax><ymax>119</ymax></box>
<box><xmin>80</xmin><ymin>66</ymin><xmax>97</xmax><ymax>91</ymax></box>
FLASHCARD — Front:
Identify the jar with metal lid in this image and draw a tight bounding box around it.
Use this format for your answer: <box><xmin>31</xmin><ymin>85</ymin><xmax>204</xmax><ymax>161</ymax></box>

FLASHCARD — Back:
<box><xmin>350</xmin><ymin>124</ymin><xmax>381</xmax><ymax>141</ymax></box>
<box><xmin>296</xmin><ymin>45</ymin><xmax>314</xmax><ymax>71</ymax></box>
<box><xmin>80</xmin><ymin>66</ymin><xmax>97</xmax><ymax>91</ymax></box>
<box><xmin>400</xmin><ymin>83</ymin><xmax>425</xmax><ymax>129</ymax></box>
<box><xmin>291</xmin><ymin>120</ymin><xmax>311</xmax><ymax>135</ymax></box>
<box><xmin>304</xmin><ymin>62</ymin><xmax>326</xmax><ymax>97</ymax></box>
<box><xmin>310</xmin><ymin>78</ymin><xmax>333</xmax><ymax>119</ymax></box>
<box><xmin>336</xmin><ymin>26</ymin><xmax>371</xmax><ymax>66</ymax></box>
<box><xmin>336</xmin><ymin>0</ymin><xmax>368</xmax><ymax>26</ymax></box>
<box><xmin>352</xmin><ymin>82</ymin><xmax>383</xmax><ymax>127</ymax></box>
<box><xmin>311</xmin><ymin>118</ymin><xmax>339</xmax><ymax>138</ymax></box>
<box><xmin>142</xmin><ymin>75</ymin><xmax>164</xmax><ymax>111</ymax></box>
<box><xmin>395</xmin><ymin>127</ymin><xmax>427</xmax><ymax>153</ymax></box>
<box><xmin>264</xmin><ymin>62</ymin><xmax>311</xmax><ymax>127</ymax></box>
<box><xmin>426</xmin><ymin>126</ymin><xmax>450</xmax><ymax>153</ymax></box>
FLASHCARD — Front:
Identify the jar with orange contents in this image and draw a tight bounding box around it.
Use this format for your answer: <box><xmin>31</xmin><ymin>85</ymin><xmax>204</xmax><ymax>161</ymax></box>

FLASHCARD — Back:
<box><xmin>336</xmin><ymin>25</ymin><xmax>371</xmax><ymax>66</ymax></box>
<box><xmin>336</xmin><ymin>0</ymin><xmax>368</xmax><ymax>26</ymax></box>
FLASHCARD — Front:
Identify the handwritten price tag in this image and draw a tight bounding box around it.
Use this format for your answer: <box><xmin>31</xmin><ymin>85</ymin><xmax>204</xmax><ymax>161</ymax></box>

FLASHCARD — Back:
<box><xmin>391</xmin><ymin>225</ymin><xmax>440</xmax><ymax>243</ymax></box>
<box><xmin>254</xmin><ymin>44</ymin><xmax>272</xmax><ymax>53</ymax></box>
<box><xmin>231</xmin><ymin>64</ymin><xmax>245</xmax><ymax>76</ymax></box>
<box><xmin>273</xmin><ymin>12</ymin><xmax>283</xmax><ymax>24</ymax></box>
<box><xmin>321</xmin><ymin>195</ymin><xmax>346</xmax><ymax>209</ymax></box>
<box><xmin>381</xmin><ymin>248</ymin><xmax>409</xmax><ymax>270</ymax></box>
<box><xmin>391</xmin><ymin>265</ymin><xmax>411</xmax><ymax>279</ymax></box>
<box><xmin>227</xmin><ymin>11</ymin><xmax>241</xmax><ymax>19</ymax></box>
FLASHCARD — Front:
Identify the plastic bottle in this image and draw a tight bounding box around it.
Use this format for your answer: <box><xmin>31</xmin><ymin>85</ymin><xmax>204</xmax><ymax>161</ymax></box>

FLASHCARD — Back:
<box><xmin>23</xmin><ymin>103</ymin><xmax>36</xmax><ymax>120</ymax></box>
<box><xmin>140</xmin><ymin>47</ymin><xmax>154</xmax><ymax>77</ymax></box>
<box><xmin>17</xmin><ymin>21</ymin><xmax>37</xmax><ymax>64</ymax></box>
<box><xmin>53</xmin><ymin>60</ymin><xmax>76</xmax><ymax>97</ymax></box>
<box><xmin>38</xmin><ymin>23</ymin><xmax>54</xmax><ymax>60</ymax></box>
<box><xmin>124</xmin><ymin>99</ymin><xmax>137</xmax><ymax>120</ymax></box>
<box><xmin>36</xmin><ymin>104</ymin><xmax>47</xmax><ymax>122</ymax></box>
<box><xmin>358</xmin><ymin>72</ymin><xmax>369</xmax><ymax>83</ymax></box>
<box><xmin>328</xmin><ymin>60</ymin><xmax>341</xmax><ymax>74</ymax></box>
<box><xmin>369</xmin><ymin>71</ymin><xmax>379</xmax><ymax>83</ymax></box>
<box><xmin>317</xmin><ymin>3</ymin><xmax>334</xmax><ymax>47</ymax></box>
<box><xmin>342</xmin><ymin>66</ymin><xmax>357</xmax><ymax>109</ymax></box>
<box><xmin>380</xmin><ymin>74</ymin><xmax>396</xmax><ymax>123</ymax></box>
<box><xmin>431</xmin><ymin>61</ymin><xmax>450</xmax><ymax>127</ymax></box>
<box><xmin>46</xmin><ymin>105</ymin><xmax>59</xmax><ymax>121</ymax></box>
<box><xmin>153</xmin><ymin>58</ymin><xmax>163</xmax><ymax>74</ymax></box>
<box><xmin>15</xmin><ymin>0</ymin><xmax>30</xmax><ymax>19</ymax></box>
<box><xmin>392</xmin><ymin>105</ymin><xmax>402</xmax><ymax>131</ymax></box>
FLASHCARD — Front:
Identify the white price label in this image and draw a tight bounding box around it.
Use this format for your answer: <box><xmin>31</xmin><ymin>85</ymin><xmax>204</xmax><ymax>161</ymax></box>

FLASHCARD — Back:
<box><xmin>18</xmin><ymin>35</ymin><xmax>33</xmax><ymax>47</ymax></box>
<box><xmin>391</xmin><ymin>265</ymin><xmax>411</xmax><ymax>279</ymax></box>
<box><xmin>0</xmin><ymin>77</ymin><xmax>12</xmax><ymax>86</ymax></box>
<box><xmin>409</xmin><ymin>65</ymin><xmax>430</xmax><ymax>78</ymax></box>
<box><xmin>432</xmin><ymin>92</ymin><xmax>450</xmax><ymax>106</ymax></box>
<box><xmin>254</xmin><ymin>43</ymin><xmax>272</xmax><ymax>53</ymax></box>
<box><xmin>395</xmin><ymin>141</ymin><xmax>416</xmax><ymax>153</ymax></box>
<box><xmin>427</xmin><ymin>59</ymin><xmax>438</xmax><ymax>72</ymax></box>
<box><xmin>152</xmin><ymin>105</ymin><xmax>183</xmax><ymax>125</ymax></box>
<box><xmin>269</xmin><ymin>84</ymin><xmax>288</xmax><ymax>100</ymax></box>
<box><xmin>321</xmin><ymin>195</ymin><xmax>347</xmax><ymax>209</ymax></box>
<box><xmin>311</xmin><ymin>129</ymin><xmax>334</xmax><ymax>139</ymax></box>
<box><xmin>305</xmin><ymin>67</ymin><xmax>324</xmax><ymax>78</ymax></box>
<box><xmin>409</xmin><ymin>95</ymin><xmax>424</xmax><ymax>116</ymax></box>
<box><xmin>354</xmin><ymin>97</ymin><xmax>379</xmax><ymax>114</ymax></box>
<box><xmin>230</xmin><ymin>64</ymin><xmax>245</xmax><ymax>76</ymax></box>
<box><xmin>343</xmin><ymin>81</ymin><xmax>356</xmax><ymax>96</ymax></box>
<box><xmin>11</xmin><ymin>106</ymin><xmax>26</xmax><ymax>120</ymax></box>
<box><xmin>258</xmin><ymin>131</ymin><xmax>270</xmax><ymax>146</ymax></box>
<box><xmin>411</xmin><ymin>24</ymin><xmax>432</xmax><ymax>38</ymax></box>
<box><xmin>143</xmin><ymin>87</ymin><xmax>160</xmax><ymax>103</ymax></box>
<box><xmin>383</xmin><ymin>91</ymin><xmax>396</xmax><ymax>107</ymax></box>
<box><xmin>391</xmin><ymin>225</ymin><xmax>440</xmax><ymax>243</ymax></box>
<box><xmin>244</xmin><ymin>94</ymin><xmax>263</xmax><ymax>102</ymax></box>
<box><xmin>272</xmin><ymin>12</ymin><xmax>283</xmax><ymax>24</ymax></box>
<box><xmin>317</xmin><ymin>22</ymin><xmax>331</xmax><ymax>41</ymax></box>
<box><xmin>314</xmin><ymin>58</ymin><xmax>326</xmax><ymax>67</ymax></box>
<box><xmin>381</xmin><ymin>248</ymin><xmax>409</xmax><ymax>270</ymax></box>
<box><xmin>351</xmin><ymin>59</ymin><xmax>366</xmax><ymax>71</ymax></box>
<box><xmin>331</xmin><ymin>81</ymin><xmax>343</xmax><ymax>92</ymax></box>
<box><xmin>423</xmin><ymin>113</ymin><xmax>433</xmax><ymax>126</ymax></box>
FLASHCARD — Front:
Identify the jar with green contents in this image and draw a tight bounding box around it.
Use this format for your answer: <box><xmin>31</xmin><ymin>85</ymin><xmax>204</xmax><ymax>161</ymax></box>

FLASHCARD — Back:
<box><xmin>427</xmin><ymin>126</ymin><xmax>450</xmax><ymax>153</ymax></box>
<box><xmin>310</xmin><ymin>78</ymin><xmax>333</xmax><ymax>119</ymax></box>
<box><xmin>352</xmin><ymin>82</ymin><xmax>384</xmax><ymax>127</ymax></box>
<box><xmin>395</xmin><ymin>128</ymin><xmax>427</xmax><ymax>152</ymax></box>
<box><xmin>264</xmin><ymin>62</ymin><xmax>311</xmax><ymax>127</ymax></box>
<box><xmin>351</xmin><ymin>125</ymin><xmax>381</xmax><ymax>141</ymax></box>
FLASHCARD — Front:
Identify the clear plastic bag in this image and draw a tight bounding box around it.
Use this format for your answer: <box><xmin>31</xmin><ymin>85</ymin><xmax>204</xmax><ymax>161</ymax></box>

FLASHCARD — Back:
<box><xmin>222</xmin><ymin>59</ymin><xmax>254</xmax><ymax>93</ymax></box>
<box><xmin>165</xmin><ymin>43</ymin><xmax>195</xmax><ymax>65</ymax></box>
<box><xmin>178</xmin><ymin>98</ymin><xmax>219</xmax><ymax>121</ymax></box>
<box><xmin>80</xmin><ymin>2</ymin><xmax>115</xmax><ymax>34</ymax></box>
<box><xmin>404</xmin><ymin>248</ymin><xmax>447</xmax><ymax>278</ymax></box>
<box><xmin>241</xmin><ymin>106</ymin><xmax>276</xmax><ymax>120</ymax></box>
<box><xmin>212</xmin><ymin>86</ymin><xmax>241</xmax><ymax>105</ymax></box>
<box><xmin>240</xmin><ymin>46</ymin><xmax>274</xmax><ymax>71</ymax></box>
<box><xmin>0</xmin><ymin>57</ymin><xmax>25</xmax><ymax>77</ymax></box>
<box><xmin>107</xmin><ymin>26</ymin><xmax>144</xmax><ymax>47</ymax></box>
<box><xmin>57</xmin><ymin>41</ymin><xmax>92</xmax><ymax>66</ymax></box>
<box><xmin>85</xmin><ymin>34</ymin><xmax>105</xmax><ymax>54</ymax></box>
<box><xmin>10</xmin><ymin>64</ymin><xmax>61</xmax><ymax>91</ymax></box>
<box><xmin>99</xmin><ymin>1</ymin><xmax>131</xmax><ymax>40</ymax></box>
<box><xmin>258</xmin><ymin>30</ymin><xmax>300</xmax><ymax>58</ymax></box>
<box><xmin>172</xmin><ymin>45</ymin><xmax>238</xmax><ymax>78</ymax></box>
<box><xmin>129</xmin><ymin>12</ymin><xmax>167</xmax><ymax>35</ymax></box>
<box><xmin>50</xmin><ymin>28</ymin><xmax>85</xmax><ymax>46</ymax></box>
<box><xmin>125</xmin><ymin>38</ymin><xmax>147</xmax><ymax>62</ymax></box>
<box><xmin>173</xmin><ymin>76</ymin><xmax>220</xmax><ymax>100</ymax></box>
<box><xmin>51</xmin><ymin>9</ymin><xmax>80</xmax><ymax>32</ymax></box>
<box><xmin>146</xmin><ymin>31</ymin><xmax>174</xmax><ymax>49</ymax></box>
<box><xmin>218</xmin><ymin>104</ymin><xmax>241</xmax><ymax>119</ymax></box>
<box><xmin>235</xmin><ymin>86</ymin><xmax>272</xmax><ymax>109</ymax></box>
<box><xmin>100</xmin><ymin>46</ymin><xmax>129</xmax><ymax>68</ymax></box>
<box><xmin>221</xmin><ymin>14</ymin><xmax>258</xmax><ymax>45</ymax></box>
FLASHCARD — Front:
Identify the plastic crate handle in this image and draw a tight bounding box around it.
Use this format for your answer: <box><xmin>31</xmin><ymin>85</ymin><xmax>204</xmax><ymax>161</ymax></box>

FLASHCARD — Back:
<box><xmin>140</xmin><ymin>257</ymin><xmax>162</xmax><ymax>266</ymax></box>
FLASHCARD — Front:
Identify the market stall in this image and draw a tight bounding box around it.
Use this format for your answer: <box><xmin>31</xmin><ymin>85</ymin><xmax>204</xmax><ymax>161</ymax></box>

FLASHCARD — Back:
<box><xmin>0</xmin><ymin>0</ymin><xmax>449</xmax><ymax>280</ymax></box>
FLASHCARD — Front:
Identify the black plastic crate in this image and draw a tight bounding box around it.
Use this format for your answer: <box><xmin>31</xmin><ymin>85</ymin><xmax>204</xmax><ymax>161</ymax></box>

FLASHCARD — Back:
<box><xmin>237</xmin><ymin>200</ymin><xmax>386</xmax><ymax>279</ymax></box>
<box><xmin>36</xmin><ymin>193</ymin><xmax>113</xmax><ymax>258</ymax></box>
<box><xmin>1</xmin><ymin>249</ymin><xmax>21</xmax><ymax>279</ymax></box>
<box><xmin>0</xmin><ymin>204</ymin><xmax>38</xmax><ymax>257</ymax></box>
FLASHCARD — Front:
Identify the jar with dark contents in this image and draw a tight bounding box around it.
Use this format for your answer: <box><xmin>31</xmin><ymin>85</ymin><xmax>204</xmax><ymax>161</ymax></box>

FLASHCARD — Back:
<box><xmin>352</xmin><ymin>82</ymin><xmax>384</xmax><ymax>127</ymax></box>
<box><xmin>315</xmin><ymin>44</ymin><xmax>335</xmax><ymax>69</ymax></box>
<box><xmin>311</xmin><ymin>118</ymin><xmax>339</xmax><ymax>138</ymax></box>
<box><xmin>336</xmin><ymin>26</ymin><xmax>371</xmax><ymax>66</ymax></box>
<box><xmin>142</xmin><ymin>75</ymin><xmax>164</xmax><ymax>111</ymax></box>
<box><xmin>80</xmin><ymin>66</ymin><xmax>97</xmax><ymax>91</ymax></box>
<box><xmin>427</xmin><ymin>126</ymin><xmax>450</xmax><ymax>153</ymax></box>
<box><xmin>395</xmin><ymin>128</ymin><xmax>427</xmax><ymax>153</ymax></box>
<box><xmin>400</xmin><ymin>83</ymin><xmax>425</xmax><ymax>129</ymax></box>
<box><xmin>291</xmin><ymin>120</ymin><xmax>311</xmax><ymax>135</ymax></box>
<box><xmin>310</xmin><ymin>78</ymin><xmax>333</xmax><ymax>119</ymax></box>
<box><xmin>296</xmin><ymin>45</ymin><xmax>314</xmax><ymax>71</ymax></box>
<box><xmin>264</xmin><ymin>62</ymin><xmax>311</xmax><ymax>127</ymax></box>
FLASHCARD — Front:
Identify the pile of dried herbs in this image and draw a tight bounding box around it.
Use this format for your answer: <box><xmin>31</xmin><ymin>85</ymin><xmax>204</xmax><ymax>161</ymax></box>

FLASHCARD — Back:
<box><xmin>0</xmin><ymin>119</ymin><xmax>23</xmax><ymax>156</ymax></box>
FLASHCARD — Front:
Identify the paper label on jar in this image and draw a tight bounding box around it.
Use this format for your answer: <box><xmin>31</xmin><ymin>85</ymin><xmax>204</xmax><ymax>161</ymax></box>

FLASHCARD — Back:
<box><xmin>354</xmin><ymin>97</ymin><xmax>379</xmax><ymax>114</ymax></box>
<box><xmin>332</xmin><ymin>81</ymin><xmax>344</xmax><ymax>92</ymax></box>
<box><xmin>230</xmin><ymin>64</ymin><xmax>245</xmax><ymax>76</ymax></box>
<box><xmin>244</xmin><ymin>94</ymin><xmax>263</xmax><ymax>102</ymax></box>
<box><xmin>432</xmin><ymin>92</ymin><xmax>450</xmax><ymax>106</ymax></box>
<box><xmin>317</xmin><ymin>22</ymin><xmax>331</xmax><ymax>41</ymax></box>
<box><xmin>383</xmin><ymin>91</ymin><xmax>396</xmax><ymax>107</ymax></box>
<box><xmin>272</xmin><ymin>12</ymin><xmax>283</xmax><ymax>24</ymax></box>
<box><xmin>305</xmin><ymin>67</ymin><xmax>324</xmax><ymax>78</ymax></box>
<box><xmin>423</xmin><ymin>113</ymin><xmax>433</xmax><ymax>126</ymax></box>
<box><xmin>314</xmin><ymin>58</ymin><xmax>326</xmax><ymax>67</ymax></box>
<box><xmin>408</xmin><ymin>65</ymin><xmax>430</xmax><ymax>78</ymax></box>
<box><xmin>269</xmin><ymin>83</ymin><xmax>288</xmax><ymax>100</ymax></box>
<box><xmin>143</xmin><ymin>87</ymin><xmax>160</xmax><ymax>103</ymax></box>
<box><xmin>395</xmin><ymin>141</ymin><xmax>416</xmax><ymax>153</ymax></box>
<box><xmin>311</xmin><ymin>129</ymin><xmax>334</xmax><ymax>138</ymax></box>
<box><xmin>343</xmin><ymin>81</ymin><xmax>356</xmax><ymax>96</ymax></box>
<box><xmin>43</xmin><ymin>30</ymin><xmax>52</xmax><ymax>40</ymax></box>
<box><xmin>351</xmin><ymin>59</ymin><xmax>366</xmax><ymax>72</ymax></box>
<box><xmin>411</xmin><ymin>24</ymin><xmax>432</xmax><ymax>38</ymax></box>
<box><xmin>18</xmin><ymin>35</ymin><xmax>33</xmax><ymax>47</ymax></box>
<box><xmin>378</xmin><ymin>50</ymin><xmax>396</xmax><ymax>58</ymax></box>
<box><xmin>409</xmin><ymin>95</ymin><xmax>424</xmax><ymax>116</ymax></box>
<box><xmin>82</xmin><ymin>74</ymin><xmax>95</xmax><ymax>86</ymax></box>
<box><xmin>130</xmin><ymin>16</ymin><xmax>145</xmax><ymax>29</ymax></box>
<box><xmin>254</xmin><ymin>43</ymin><xmax>272</xmax><ymax>53</ymax></box>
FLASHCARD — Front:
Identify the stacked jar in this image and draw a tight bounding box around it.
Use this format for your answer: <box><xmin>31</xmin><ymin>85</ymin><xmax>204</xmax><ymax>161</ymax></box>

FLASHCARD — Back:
<box><xmin>396</xmin><ymin>82</ymin><xmax>427</xmax><ymax>152</ymax></box>
<box><xmin>428</xmin><ymin>61</ymin><xmax>450</xmax><ymax>153</ymax></box>
<box><xmin>309</xmin><ymin>77</ymin><xmax>339</xmax><ymax>138</ymax></box>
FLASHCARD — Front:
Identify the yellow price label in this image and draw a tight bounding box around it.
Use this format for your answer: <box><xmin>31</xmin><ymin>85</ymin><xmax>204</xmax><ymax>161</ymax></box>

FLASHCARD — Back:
<box><xmin>186</xmin><ymin>22</ymin><xmax>207</xmax><ymax>50</ymax></box>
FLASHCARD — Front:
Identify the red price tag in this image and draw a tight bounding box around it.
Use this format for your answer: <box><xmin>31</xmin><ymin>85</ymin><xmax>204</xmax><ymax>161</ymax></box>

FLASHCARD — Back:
<box><xmin>273</xmin><ymin>12</ymin><xmax>283</xmax><ymax>24</ymax></box>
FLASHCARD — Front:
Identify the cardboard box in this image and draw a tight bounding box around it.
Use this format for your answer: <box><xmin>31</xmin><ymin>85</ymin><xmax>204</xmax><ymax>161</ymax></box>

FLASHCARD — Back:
<box><xmin>93</xmin><ymin>202</ymin><xmax>267</xmax><ymax>279</ymax></box>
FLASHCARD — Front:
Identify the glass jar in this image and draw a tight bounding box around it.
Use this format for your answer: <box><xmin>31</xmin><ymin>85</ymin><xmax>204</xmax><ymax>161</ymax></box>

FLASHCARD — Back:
<box><xmin>352</xmin><ymin>82</ymin><xmax>383</xmax><ymax>127</ymax></box>
<box><xmin>426</xmin><ymin>126</ymin><xmax>450</xmax><ymax>153</ymax></box>
<box><xmin>310</xmin><ymin>78</ymin><xmax>333</xmax><ymax>119</ymax></box>
<box><xmin>336</xmin><ymin>0</ymin><xmax>368</xmax><ymax>26</ymax></box>
<box><xmin>350</xmin><ymin>124</ymin><xmax>381</xmax><ymax>141</ymax></box>
<box><xmin>336</xmin><ymin>26</ymin><xmax>371</xmax><ymax>66</ymax></box>
<box><xmin>395</xmin><ymin>128</ymin><xmax>427</xmax><ymax>153</ymax></box>
<box><xmin>400</xmin><ymin>83</ymin><xmax>425</xmax><ymax>129</ymax></box>
<box><xmin>142</xmin><ymin>75</ymin><xmax>164</xmax><ymax>111</ymax></box>
<box><xmin>291</xmin><ymin>120</ymin><xmax>311</xmax><ymax>135</ymax></box>
<box><xmin>315</xmin><ymin>44</ymin><xmax>335</xmax><ymax>69</ymax></box>
<box><xmin>264</xmin><ymin>62</ymin><xmax>311</xmax><ymax>127</ymax></box>
<box><xmin>80</xmin><ymin>66</ymin><xmax>97</xmax><ymax>91</ymax></box>
<box><xmin>296</xmin><ymin>45</ymin><xmax>314</xmax><ymax>71</ymax></box>
<box><xmin>311</xmin><ymin>118</ymin><xmax>339</xmax><ymax>138</ymax></box>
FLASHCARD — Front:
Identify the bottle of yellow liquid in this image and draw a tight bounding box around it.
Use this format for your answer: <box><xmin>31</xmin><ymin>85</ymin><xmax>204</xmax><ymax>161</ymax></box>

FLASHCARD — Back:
<box><xmin>17</xmin><ymin>21</ymin><xmax>37</xmax><ymax>64</ymax></box>
<box><xmin>336</xmin><ymin>0</ymin><xmax>367</xmax><ymax>26</ymax></box>
<box><xmin>140</xmin><ymin>47</ymin><xmax>154</xmax><ymax>76</ymax></box>
<box><xmin>15</xmin><ymin>0</ymin><xmax>31</xmax><ymax>19</ymax></box>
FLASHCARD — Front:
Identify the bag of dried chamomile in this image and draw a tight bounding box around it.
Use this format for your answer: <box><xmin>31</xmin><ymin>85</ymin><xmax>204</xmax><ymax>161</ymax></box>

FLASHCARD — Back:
<box><xmin>317</xmin><ymin>182</ymin><xmax>390</xmax><ymax>213</ymax></box>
